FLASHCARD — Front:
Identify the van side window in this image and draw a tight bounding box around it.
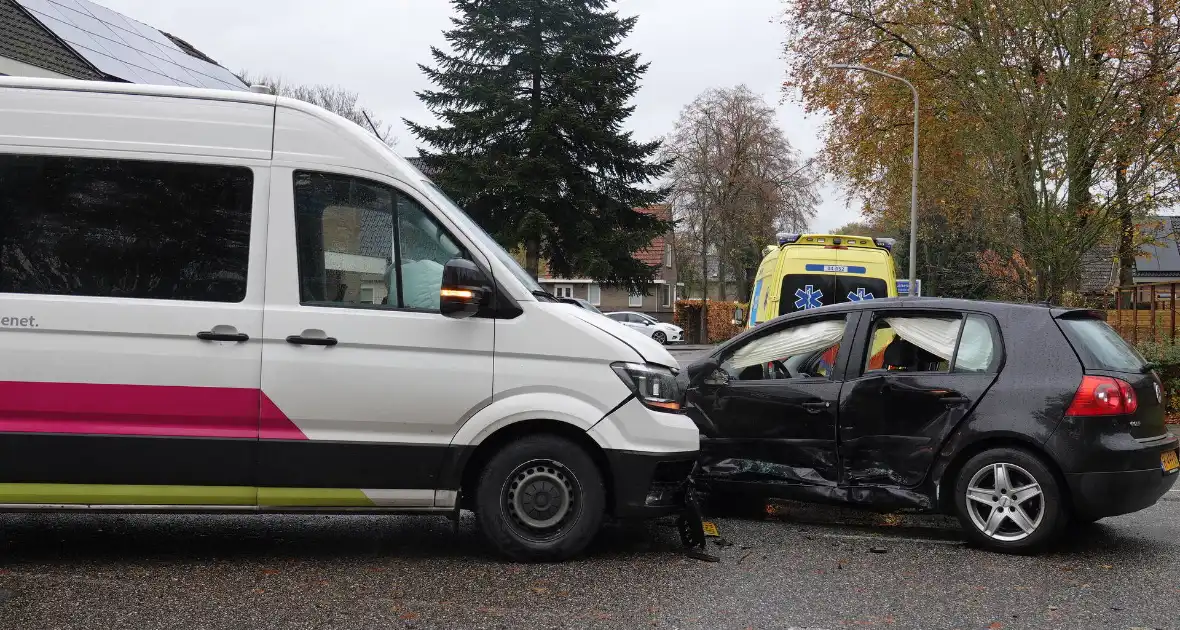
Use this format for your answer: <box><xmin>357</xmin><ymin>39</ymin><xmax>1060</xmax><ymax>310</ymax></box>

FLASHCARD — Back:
<box><xmin>293</xmin><ymin>171</ymin><xmax>464</xmax><ymax>311</ymax></box>
<box><xmin>397</xmin><ymin>196</ymin><xmax>463</xmax><ymax>310</ymax></box>
<box><xmin>0</xmin><ymin>154</ymin><xmax>252</xmax><ymax>302</ymax></box>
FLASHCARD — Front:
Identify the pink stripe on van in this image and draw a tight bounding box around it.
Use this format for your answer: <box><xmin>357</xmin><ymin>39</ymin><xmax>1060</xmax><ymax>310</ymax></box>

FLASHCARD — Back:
<box><xmin>0</xmin><ymin>381</ymin><xmax>306</xmax><ymax>440</ymax></box>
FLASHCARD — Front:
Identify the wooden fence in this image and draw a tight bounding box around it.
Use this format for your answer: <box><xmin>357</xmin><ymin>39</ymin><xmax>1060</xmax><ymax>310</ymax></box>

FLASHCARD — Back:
<box><xmin>1110</xmin><ymin>281</ymin><xmax>1180</xmax><ymax>344</ymax></box>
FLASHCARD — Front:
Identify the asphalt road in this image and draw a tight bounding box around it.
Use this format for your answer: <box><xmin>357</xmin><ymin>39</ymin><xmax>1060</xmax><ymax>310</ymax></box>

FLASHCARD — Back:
<box><xmin>0</xmin><ymin>494</ymin><xmax>1177</xmax><ymax>630</ymax></box>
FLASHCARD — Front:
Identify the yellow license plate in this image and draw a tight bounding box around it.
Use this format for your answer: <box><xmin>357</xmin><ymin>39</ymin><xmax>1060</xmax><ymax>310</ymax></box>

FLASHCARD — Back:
<box><xmin>1162</xmin><ymin>450</ymin><xmax>1179</xmax><ymax>473</ymax></box>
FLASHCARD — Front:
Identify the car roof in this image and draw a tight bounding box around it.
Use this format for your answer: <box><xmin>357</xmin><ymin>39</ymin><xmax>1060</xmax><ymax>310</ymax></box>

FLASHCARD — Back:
<box><xmin>752</xmin><ymin>296</ymin><xmax>1091</xmax><ymax>332</ymax></box>
<box><xmin>720</xmin><ymin>297</ymin><xmax>1084</xmax><ymax>352</ymax></box>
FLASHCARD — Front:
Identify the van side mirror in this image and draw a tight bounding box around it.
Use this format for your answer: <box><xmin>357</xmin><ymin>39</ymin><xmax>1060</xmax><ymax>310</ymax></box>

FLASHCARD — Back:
<box><xmin>440</xmin><ymin>257</ymin><xmax>490</xmax><ymax>319</ymax></box>
<box><xmin>732</xmin><ymin>306</ymin><xmax>746</xmax><ymax>325</ymax></box>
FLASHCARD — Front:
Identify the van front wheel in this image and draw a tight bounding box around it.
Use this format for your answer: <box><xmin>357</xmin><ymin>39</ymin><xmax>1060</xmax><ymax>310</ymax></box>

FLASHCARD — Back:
<box><xmin>474</xmin><ymin>434</ymin><xmax>606</xmax><ymax>562</ymax></box>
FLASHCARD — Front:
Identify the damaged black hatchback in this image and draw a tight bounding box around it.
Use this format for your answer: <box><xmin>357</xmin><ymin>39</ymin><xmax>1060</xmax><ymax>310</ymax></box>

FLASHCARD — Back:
<box><xmin>682</xmin><ymin>298</ymin><xmax>1179</xmax><ymax>553</ymax></box>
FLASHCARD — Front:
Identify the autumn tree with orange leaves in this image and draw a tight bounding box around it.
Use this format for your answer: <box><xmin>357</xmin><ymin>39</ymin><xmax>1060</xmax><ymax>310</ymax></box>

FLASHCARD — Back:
<box><xmin>785</xmin><ymin>0</ymin><xmax>1180</xmax><ymax>301</ymax></box>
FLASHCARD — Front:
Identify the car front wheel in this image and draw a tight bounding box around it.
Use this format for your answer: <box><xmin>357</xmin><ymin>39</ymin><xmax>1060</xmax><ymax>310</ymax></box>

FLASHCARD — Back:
<box><xmin>474</xmin><ymin>434</ymin><xmax>606</xmax><ymax>562</ymax></box>
<box><xmin>652</xmin><ymin>331</ymin><xmax>667</xmax><ymax>345</ymax></box>
<box><xmin>952</xmin><ymin>447</ymin><xmax>1067</xmax><ymax>553</ymax></box>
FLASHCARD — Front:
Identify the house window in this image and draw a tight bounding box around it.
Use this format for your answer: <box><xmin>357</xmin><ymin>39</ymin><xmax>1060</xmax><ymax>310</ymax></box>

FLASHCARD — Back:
<box><xmin>554</xmin><ymin>284</ymin><xmax>573</xmax><ymax>299</ymax></box>
<box><xmin>359</xmin><ymin>287</ymin><xmax>375</xmax><ymax>304</ymax></box>
<box><xmin>664</xmin><ymin>244</ymin><xmax>672</xmax><ymax>268</ymax></box>
<box><xmin>587</xmin><ymin>283</ymin><xmax>601</xmax><ymax>305</ymax></box>
<box><xmin>629</xmin><ymin>292</ymin><xmax>643</xmax><ymax>308</ymax></box>
<box><xmin>662</xmin><ymin>284</ymin><xmax>671</xmax><ymax>307</ymax></box>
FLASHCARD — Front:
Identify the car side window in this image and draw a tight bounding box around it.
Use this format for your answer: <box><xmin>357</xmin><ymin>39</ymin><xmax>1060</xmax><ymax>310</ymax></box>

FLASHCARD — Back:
<box><xmin>863</xmin><ymin>314</ymin><xmax>963</xmax><ymax>374</ymax></box>
<box><xmin>720</xmin><ymin>316</ymin><xmax>847</xmax><ymax>381</ymax></box>
<box><xmin>953</xmin><ymin>315</ymin><xmax>999</xmax><ymax>373</ymax></box>
<box><xmin>293</xmin><ymin>171</ymin><xmax>465</xmax><ymax>312</ymax></box>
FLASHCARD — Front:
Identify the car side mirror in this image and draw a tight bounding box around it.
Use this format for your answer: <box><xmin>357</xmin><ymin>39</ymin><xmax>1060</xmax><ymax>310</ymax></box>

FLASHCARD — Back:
<box><xmin>732</xmin><ymin>306</ymin><xmax>746</xmax><ymax>325</ymax></box>
<box><xmin>440</xmin><ymin>257</ymin><xmax>490</xmax><ymax>319</ymax></box>
<box><xmin>703</xmin><ymin>368</ymin><xmax>729</xmax><ymax>387</ymax></box>
<box><xmin>686</xmin><ymin>357</ymin><xmax>721</xmax><ymax>387</ymax></box>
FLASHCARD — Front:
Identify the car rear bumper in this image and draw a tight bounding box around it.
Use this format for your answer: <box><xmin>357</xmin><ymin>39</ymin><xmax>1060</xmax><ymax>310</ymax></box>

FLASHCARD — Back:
<box><xmin>1047</xmin><ymin>419</ymin><xmax>1179</xmax><ymax>518</ymax></box>
<box><xmin>1066</xmin><ymin>465</ymin><xmax>1177</xmax><ymax>519</ymax></box>
<box><xmin>604</xmin><ymin>450</ymin><xmax>697</xmax><ymax>518</ymax></box>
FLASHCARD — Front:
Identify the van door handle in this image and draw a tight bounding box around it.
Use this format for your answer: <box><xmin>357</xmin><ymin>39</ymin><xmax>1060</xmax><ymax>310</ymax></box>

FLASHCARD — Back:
<box><xmin>286</xmin><ymin>335</ymin><xmax>338</xmax><ymax>347</ymax></box>
<box><xmin>802</xmin><ymin>401</ymin><xmax>830</xmax><ymax>413</ymax></box>
<box><xmin>196</xmin><ymin>331</ymin><xmax>249</xmax><ymax>342</ymax></box>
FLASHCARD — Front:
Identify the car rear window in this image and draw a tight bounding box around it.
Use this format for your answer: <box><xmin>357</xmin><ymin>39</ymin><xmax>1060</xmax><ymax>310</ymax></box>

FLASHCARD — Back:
<box><xmin>1058</xmin><ymin>318</ymin><xmax>1148</xmax><ymax>373</ymax></box>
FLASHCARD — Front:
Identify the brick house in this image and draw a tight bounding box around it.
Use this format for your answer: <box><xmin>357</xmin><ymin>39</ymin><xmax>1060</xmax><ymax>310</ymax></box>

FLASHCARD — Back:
<box><xmin>538</xmin><ymin>204</ymin><xmax>680</xmax><ymax>323</ymax></box>
<box><xmin>0</xmin><ymin>0</ymin><xmax>246</xmax><ymax>90</ymax></box>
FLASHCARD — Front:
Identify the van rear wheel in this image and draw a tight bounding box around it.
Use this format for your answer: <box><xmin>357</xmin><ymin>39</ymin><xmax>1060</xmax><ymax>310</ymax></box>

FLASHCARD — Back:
<box><xmin>474</xmin><ymin>434</ymin><xmax>605</xmax><ymax>562</ymax></box>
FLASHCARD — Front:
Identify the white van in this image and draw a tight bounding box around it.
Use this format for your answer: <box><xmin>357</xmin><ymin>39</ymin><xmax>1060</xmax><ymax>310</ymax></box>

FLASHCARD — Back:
<box><xmin>0</xmin><ymin>77</ymin><xmax>699</xmax><ymax>561</ymax></box>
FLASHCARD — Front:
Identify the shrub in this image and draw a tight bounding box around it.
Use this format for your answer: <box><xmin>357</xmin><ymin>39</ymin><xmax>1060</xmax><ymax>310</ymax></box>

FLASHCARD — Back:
<box><xmin>1135</xmin><ymin>340</ymin><xmax>1180</xmax><ymax>421</ymax></box>
<box><xmin>674</xmin><ymin>299</ymin><xmax>747</xmax><ymax>344</ymax></box>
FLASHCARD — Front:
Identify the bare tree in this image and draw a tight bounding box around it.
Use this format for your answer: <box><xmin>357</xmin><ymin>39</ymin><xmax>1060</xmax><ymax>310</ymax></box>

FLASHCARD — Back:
<box><xmin>240</xmin><ymin>71</ymin><xmax>396</xmax><ymax>147</ymax></box>
<box><xmin>662</xmin><ymin>86</ymin><xmax>817</xmax><ymax>341</ymax></box>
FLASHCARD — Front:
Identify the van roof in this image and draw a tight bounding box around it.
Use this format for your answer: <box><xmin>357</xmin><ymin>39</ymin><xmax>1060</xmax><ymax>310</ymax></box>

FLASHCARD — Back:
<box><xmin>0</xmin><ymin>75</ymin><xmax>276</xmax><ymax>106</ymax></box>
<box><xmin>0</xmin><ymin>76</ymin><xmax>430</xmax><ymax>185</ymax></box>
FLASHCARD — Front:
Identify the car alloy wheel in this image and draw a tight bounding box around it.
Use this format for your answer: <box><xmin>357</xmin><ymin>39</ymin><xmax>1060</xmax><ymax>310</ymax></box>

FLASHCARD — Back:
<box><xmin>964</xmin><ymin>462</ymin><xmax>1044</xmax><ymax>542</ymax></box>
<box><xmin>652</xmin><ymin>331</ymin><xmax>667</xmax><ymax>345</ymax></box>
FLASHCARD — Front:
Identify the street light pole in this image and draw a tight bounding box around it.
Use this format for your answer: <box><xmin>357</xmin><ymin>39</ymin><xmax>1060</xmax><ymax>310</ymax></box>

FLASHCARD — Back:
<box><xmin>829</xmin><ymin>63</ymin><xmax>920</xmax><ymax>297</ymax></box>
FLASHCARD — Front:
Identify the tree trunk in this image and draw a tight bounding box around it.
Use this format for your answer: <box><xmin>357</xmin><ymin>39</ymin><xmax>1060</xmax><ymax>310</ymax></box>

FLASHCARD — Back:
<box><xmin>525</xmin><ymin>237</ymin><xmax>540</xmax><ymax>280</ymax></box>
<box><xmin>717</xmin><ymin>259</ymin><xmax>728</xmax><ymax>301</ymax></box>
<box><xmin>1117</xmin><ymin>162</ymin><xmax>1134</xmax><ymax>289</ymax></box>
<box><xmin>700</xmin><ymin>244</ymin><xmax>710</xmax><ymax>344</ymax></box>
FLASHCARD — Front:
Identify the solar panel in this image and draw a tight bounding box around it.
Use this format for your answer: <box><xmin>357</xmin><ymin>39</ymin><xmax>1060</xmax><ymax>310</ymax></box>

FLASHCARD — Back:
<box><xmin>14</xmin><ymin>0</ymin><xmax>247</xmax><ymax>91</ymax></box>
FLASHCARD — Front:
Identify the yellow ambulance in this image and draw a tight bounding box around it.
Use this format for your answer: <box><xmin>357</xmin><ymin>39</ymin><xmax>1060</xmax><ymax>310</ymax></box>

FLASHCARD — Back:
<box><xmin>743</xmin><ymin>233</ymin><xmax>899</xmax><ymax>328</ymax></box>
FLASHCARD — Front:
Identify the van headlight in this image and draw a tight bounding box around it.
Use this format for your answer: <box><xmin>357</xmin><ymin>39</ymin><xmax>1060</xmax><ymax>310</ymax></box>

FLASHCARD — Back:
<box><xmin>611</xmin><ymin>362</ymin><xmax>682</xmax><ymax>412</ymax></box>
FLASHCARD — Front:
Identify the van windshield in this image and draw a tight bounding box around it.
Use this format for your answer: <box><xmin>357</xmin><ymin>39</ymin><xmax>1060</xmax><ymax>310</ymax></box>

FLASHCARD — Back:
<box><xmin>418</xmin><ymin>180</ymin><xmax>543</xmax><ymax>294</ymax></box>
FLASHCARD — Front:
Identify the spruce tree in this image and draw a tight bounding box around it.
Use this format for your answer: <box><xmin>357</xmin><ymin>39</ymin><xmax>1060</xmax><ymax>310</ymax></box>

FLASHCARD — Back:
<box><xmin>405</xmin><ymin>0</ymin><xmax>672</xmax><ymax>290</ymax></box>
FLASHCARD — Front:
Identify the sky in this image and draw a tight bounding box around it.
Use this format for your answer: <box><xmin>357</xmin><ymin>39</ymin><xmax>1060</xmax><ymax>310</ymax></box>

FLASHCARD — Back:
<box><xmin>97</xmin><ymin>0</ymin><xmax>859</xmax><ymax>232</ymax></box>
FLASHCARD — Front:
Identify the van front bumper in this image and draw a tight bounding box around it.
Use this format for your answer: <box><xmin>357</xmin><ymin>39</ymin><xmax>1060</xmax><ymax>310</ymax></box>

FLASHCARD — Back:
<box><xmin>588</xmin><ymin>397</ymin><xmax>701</xmax><ymax>518</ymax></box>
<box><xmin>604</xmin><ymin>450</ymin><xmax>697</xmax><ymax>517</ymax></box>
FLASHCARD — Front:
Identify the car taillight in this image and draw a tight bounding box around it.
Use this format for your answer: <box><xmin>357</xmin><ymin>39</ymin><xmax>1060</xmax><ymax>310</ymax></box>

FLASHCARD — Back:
<box><xmin>1066</xmin><ymin>375</ymin><xmax>1138</xmax><ymax>416</ymax></box>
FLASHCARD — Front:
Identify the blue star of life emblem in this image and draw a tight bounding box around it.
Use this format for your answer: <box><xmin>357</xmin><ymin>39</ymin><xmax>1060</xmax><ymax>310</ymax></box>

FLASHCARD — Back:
<box><xmin>847</xmin><ymin>287</ymin><xmax>875</xmax><ymax>302</ymax></box>
<box><xmin>794</xmin><ymin>285</ymin><xmax>824</xmax><ymax>309</ymax></box>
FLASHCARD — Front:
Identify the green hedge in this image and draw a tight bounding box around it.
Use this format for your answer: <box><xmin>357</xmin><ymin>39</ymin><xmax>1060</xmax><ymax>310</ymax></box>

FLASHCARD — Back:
<box><xmin>1135</xmin><ymin>340</ymin><xmax>1180</xmax><ymax>419</ymax></box>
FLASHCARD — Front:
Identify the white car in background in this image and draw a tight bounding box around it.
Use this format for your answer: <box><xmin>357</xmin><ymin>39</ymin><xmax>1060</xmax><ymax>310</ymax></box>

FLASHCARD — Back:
<box><xmin>605</xmin><ymin>312</ymin><xmax>684</xmax><ymax>345</ymax></box>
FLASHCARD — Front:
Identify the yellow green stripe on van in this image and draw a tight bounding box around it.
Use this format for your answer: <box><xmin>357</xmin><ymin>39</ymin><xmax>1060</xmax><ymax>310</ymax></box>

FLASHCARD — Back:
<box><xmin>0</xmin><ymin>484</ymin><xmax>375</xmax><ymax>507</ymax></box>
<box><xmin>257</xmin><ymin>487</ymin><xmax>373</xmax><ymax>507</ymax></box>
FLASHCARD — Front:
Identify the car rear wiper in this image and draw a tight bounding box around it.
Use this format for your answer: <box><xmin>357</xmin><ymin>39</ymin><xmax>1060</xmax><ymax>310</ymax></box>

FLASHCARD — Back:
<box><xmin>1141</xmin><ymin>361</ymin><xmax>1158</xmax><ymax>373</ymax></box>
